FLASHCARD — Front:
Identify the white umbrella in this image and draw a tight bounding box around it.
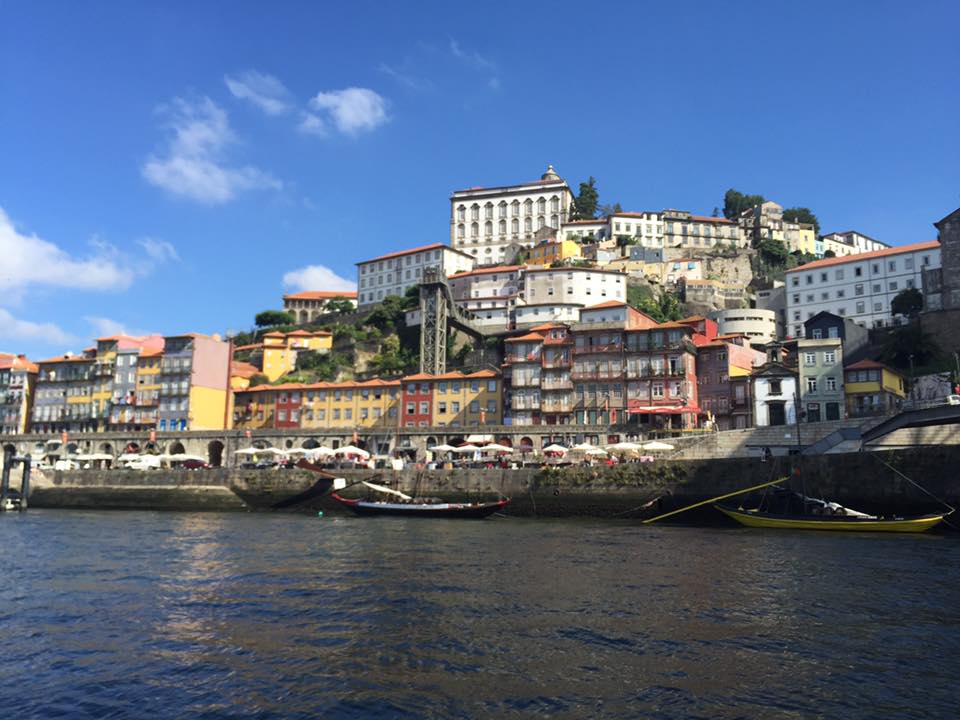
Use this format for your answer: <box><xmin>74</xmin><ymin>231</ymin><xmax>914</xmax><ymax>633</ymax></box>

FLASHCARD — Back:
<box><xmin>162</xmin><ymin>453</ymin><xmax>207</xmax><ymax>463</ymax></box>
<box><xmin>642</xmin><ymin>441</ymin><xmax>675</xmax><ymax>451</ymax></box>
<box><xmin>542</xmin><ymin>444</ymin><xmax>568</xmax><ymax>454</ymax></box>
<box><xmin>335</xmin><ymin>445</ymin><xmax>370</xmax><ymax>458</ymax></box>
<box><xmin>429</xmin><ymin>444</ymin><xmax>457</xmax><ymax>453</ymax></box>
<box><xmin>303</xmin><ymin>447</ymin><xmax>335</xmax><ymax>460</ymax></box>
<box><xmin>234</xmin><ymin>446</ymin><xmax>284</xmax><ymax>456</ymax></box>
<box><xmin>481</xmin><ymin>443</ymin><xmax>514</xmax><ymax>454</ymax></box>
<box><xmin>606</xmin><ymin>441</ymin><xmax>644</xmax><ymax>453</ymax></box>
<box><xmin>570</xmin><ymin>442</ymin><xmax>597</xmax><ymax>452</ymax></box>
<box><xmin>117</xmin><ymin>453</ymin><xmax>142</xmax><ymax>462</ymax></box>
<box><xmin>74</xmin><ymin>453</ymin><xmax>114</xmax><ymax>461</ymax></box>
<box><xmin>454</xmin><ymin>444</ymin><xmax>481</xmax><ymax>453</ymax></box>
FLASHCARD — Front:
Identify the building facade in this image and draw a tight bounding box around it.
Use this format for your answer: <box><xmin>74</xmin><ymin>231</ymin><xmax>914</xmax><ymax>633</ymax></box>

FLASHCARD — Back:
<box><xmin>357</xmin><ymin>243</ymin><xmax>475</xmax><ymax>308</ymax></box>
<box><xmin>662</xmin><ymin>210</ymin><xmax>744</xmax><ymax>249</ymax></box>
<box><xmin>696</xmin><ymin>336</ymin><xmax>765</xmax><ymax>430</ymax></box>
<box><xmin>283</xmin><ymin>290</ymin><xmax>358</xmax><ymax>324</ymax></box>
<box><xmin>844</xmin><ymin>360</ymin><xmax>906</xmax><ymax>418</ymax></box>
<box><xmin>751</xmin><ymin>363</ymin><xmax>799</xmax><ymax>427</ymax></box>
<box><xmin>710</xmin><ymin>308</ymin><xmax>779</xmax><ymax>345</ymax></box>
<box><xmin>784</xmin><ymin>240</ymin><xmax>941</xmax><ymax>337</ymax></box>
<box><xmin>821</xmin><ymin>231</ymin><xmax>889</xmax><ymax>257</ymax></box>
<box><xmin>450</xmin><ymin>165</ymin><xmax>575</xmax><ymax>265</ymax></box>
<box><xmin>923</xmin><ymin>208</ymin><xmax>960</xmax><ymax>312</ymax></box>
<box><xmin>0</xmin><ymin>354</ymin><xmax>37</xmax><ymax>435</ymax></box>
<box><xmin>797</xmin><ymin>338</ymin><xmax>844</xmax><ymax>422</ymax></box>
<box><xmin>158</xmin><ymin>334</ymin><xmax>231</xmax><ymax>431</ymax></box>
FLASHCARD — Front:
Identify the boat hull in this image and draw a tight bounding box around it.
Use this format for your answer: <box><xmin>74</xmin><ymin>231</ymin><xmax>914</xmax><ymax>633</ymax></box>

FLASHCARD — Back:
<box><xmin>715</xmin><ymin>505</ymin><xmax>946</xmax><ymax>533</ymax></box>
<box><xmin>331</xmin><ymin>494</ymin><xmax>509</xmax><ymax>519</ymax></box>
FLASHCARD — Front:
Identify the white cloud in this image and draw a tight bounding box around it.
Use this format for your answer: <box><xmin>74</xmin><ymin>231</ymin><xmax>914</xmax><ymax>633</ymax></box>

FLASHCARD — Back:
<box><xmin>282</xmin><ymin>265</ymin><xmax>356</xmax><ymax>293</ymax></box>
<box><xmin>84</xmin><ymin>316</ymin><xmax>151</xmax><ymax>338</ymax></box>
<box><xmin>308</xmin><ymin>88</ymin><xmax>388</xmax><ymax>135</ymax></box>
<box><xmin>138</xmin><ymin>237</ymin><xmax>179</xmax><ymax>264</ymax></box>
<box><xmin>224</xmin><ymin>70</ymin><xmax>292</xmax><ymax>115</ymax></box>
<box><xmin>297</xmin><ymin>111</ymin><xmax>328</xmax><ymax>137</ymax></box>
<box><xmin>0</xmin><ymin>308</ymin><xmax>77</xmax><ymax>346</ymax></box>
<box><xmin>0</xmin><ymin>207</ymin><xmax>133</xmax><ymax>296</ymax></box>
<box><xmin>141</xmin><ymin>97</ymin><xmax>282</xmax><ymax>204</ymax></box>
<box><xmin>449</xmin><ymin>38</ymin><xmax>500</xmax><ymax>89</ymax></box>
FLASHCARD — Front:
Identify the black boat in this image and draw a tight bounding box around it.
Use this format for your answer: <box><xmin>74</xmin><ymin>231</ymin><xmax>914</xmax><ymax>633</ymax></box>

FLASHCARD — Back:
<box><xmin>330</xmin><ymin>492</ymin><xmax>510</xmax><ymax>519</ymax></box>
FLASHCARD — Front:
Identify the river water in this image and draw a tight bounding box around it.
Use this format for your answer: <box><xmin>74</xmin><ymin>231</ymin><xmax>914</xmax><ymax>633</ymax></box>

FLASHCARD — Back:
<box><xmin>1</xmin><ymin>511</ymin><xmax>957</xmax><ymax>719</ymax></box>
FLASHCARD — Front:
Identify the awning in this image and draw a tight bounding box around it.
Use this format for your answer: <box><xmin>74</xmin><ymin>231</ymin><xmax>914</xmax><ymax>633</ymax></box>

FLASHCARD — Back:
<box><xmin>627</xmin><ymin>405</ymin><xmax>700</xmax><ymax>415</ymax></box>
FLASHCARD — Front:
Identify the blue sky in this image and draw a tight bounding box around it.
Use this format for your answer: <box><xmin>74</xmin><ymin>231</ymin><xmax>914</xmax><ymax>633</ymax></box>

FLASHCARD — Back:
<box><xmin>1</xmin><ymin>0</ymin><xmax>958</xmax><ymax>358</ymax></box>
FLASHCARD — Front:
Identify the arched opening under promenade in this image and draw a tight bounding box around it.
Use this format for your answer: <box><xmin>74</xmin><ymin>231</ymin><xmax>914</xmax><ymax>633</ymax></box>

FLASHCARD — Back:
<box><xmin>169</xmin><ymin>441</ymin><xmax>186</xmax><ymax>455</ymax></box>
<box><xmin>207</xmin><ymin>441</ymin><xmax>224</xmax><ymax>467</ymax></box>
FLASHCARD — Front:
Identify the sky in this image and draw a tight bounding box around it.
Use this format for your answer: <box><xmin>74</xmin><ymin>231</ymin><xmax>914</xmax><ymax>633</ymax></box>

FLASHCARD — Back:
<box><xmin>1</xmin><ymin>0</ymin><xmax>958</xmax><ymax>358</ymax></box>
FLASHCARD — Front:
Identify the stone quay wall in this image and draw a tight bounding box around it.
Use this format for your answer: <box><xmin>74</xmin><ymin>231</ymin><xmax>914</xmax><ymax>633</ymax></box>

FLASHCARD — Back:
<box><xmin>21</xmin><ymin>446</ymin><xmax>960</xmax><ymax>519</ymax></box>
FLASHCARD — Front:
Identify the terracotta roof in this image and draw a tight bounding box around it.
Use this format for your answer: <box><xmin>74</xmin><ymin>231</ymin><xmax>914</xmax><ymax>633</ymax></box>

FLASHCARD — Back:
<box><xmin>231</xmin><ymin>361</ymin><xmax>260</xmax><ymax>378</ymax></box>
<box><xmin>359</xmin><ymin>243</ymin><xmax>472</xmax><ymax>264</ymax></box>
<box><xmin>689</xmin><ymin>215</ymin><xmax>735</xmax><ymax>224</ymax></box>
<box><xmin>449</xmin><ymin>265</ymin><xmax>524</xmax><ymax>279</ymax></box>
<box><xmin>466</xmin><ymin>370</ymin><xmax>498</xmax><ymax>378</ymax></box>
<box><xmin>239</xmin><ymin>377</ymin><xmax>402</xmax><ymax>393</ymax></box>
<box><xmin>140</xmin><ymin>348</ymin><xmax>164</xmax><ymax>358</ymax></box>
<box><xmin>785</xmin><ymin>240</ymin><xmax>940</xmax><ymax>272</ymax></box>
<box><xmin>610</xmin><ymin>211</ymin><xmax>658</xmax><ymax>218</ymax></box>
<box><xmin>37</xmin><ymin>354</ymin><xmax>95</xmax><ymax>365</ymax></box>
<box><xmin>401</xmin><ymin>372</ymin><xmax>436</xmax><ymax>381</ymax></box>
<box><xmin>678</xmin><ymin>315</ymin><xmax>708</xmax><ymax>323</ymax></box>
<box><xmin>285</xmin><ymin>329</ymin><xmax>332</xmax><ymax>337</ymax></box>
<box><xmin>845</xmin><ymin>359</ymin><xmax>900</xmax><ymax>373</ymax></box>
<box><xmin>283</xmin><ymin>290</ymin><xmax>357</xmax><ymax>300</ymax></box>
<box><xmin>0</xmin><ymin>354</ymin><xmax>38</xmax><ymax>373</ymax></box>
<box><xmin>583</xmin><ymin>300</ymin><xmax>627</xmax><ymax>310</ymax></box>
<box><xmin>505</xmin><ymin>332</ymin><xmax>545</xmax><ymax>343</ymax></box>
<box><xmin>528</xmin><ymin>322</ymin><xmax>567</xmax><ymax>331</ymax></box>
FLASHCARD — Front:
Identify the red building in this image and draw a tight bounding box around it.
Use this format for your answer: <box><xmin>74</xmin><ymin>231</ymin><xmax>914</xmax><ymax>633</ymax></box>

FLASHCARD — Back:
<box><xmin>401</xmin><ymin>372</ymin><xmax>434</xmax><ymax>427</ymax></box>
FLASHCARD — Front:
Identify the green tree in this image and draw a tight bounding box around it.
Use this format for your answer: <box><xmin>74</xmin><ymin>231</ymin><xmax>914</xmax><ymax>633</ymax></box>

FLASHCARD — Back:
<box><xmin>782</xmin><ymin>207</ymin><xmax>821</xmax><ymax>235</ymax></box>
<box><xmin>626</xmin><ymin>283</ymin><xmax>682</xmax><ymax>322</ymax></box>
<box><xmin>571</xmin><ymin>176</ymin><xmax>599</xmax><ymax>220</ymax></box>
<box><xmin>364</xmin><ymin>295</ymin><xmax>407</xmax><ymax>333</ymax></box>
<box><xmin>403</xmin><ymin>284</ymin><xmax>421</xmax><ymax>309</ymax></box>
<box><xmin>325</xmin><ymin>296</ymin><xmax>356</xmax><ymax>314</ymax></box>
<box><xmin>723</xmin><ymin>189</ymin><xmax>765</xmax><ymax>220</ymax></box>
<box><xmin>255</xmin><ymin>310</ymin><xmax>295</xmax><ymax>328</ymax></box>
<box><xmin>881</xmin><ymin>323</ymin><xmax>940</xmax><ymax>371</ymax></box>
<box><xmin>823</xmin><ymin>249</ymin><xmax>836</xmax><ymax>258</ymax></box>
<box><xmin>891</xmin><ymin>288</ymin><xmax>924</xmax><ymax>318</ymax></box>
<box><xmin>248</xmin><ymin>372</ymin><xmax>269</xmax><ymax>387</ymax></box>
<box><xmin>758</xmin><ymin>238</ymin><xmax>790</xmax><ymax>265</ymax></box>
<box><xmin>599</xmin><ymin>201</ymin><xmax>623</xmax><ymax>217</ymax></box>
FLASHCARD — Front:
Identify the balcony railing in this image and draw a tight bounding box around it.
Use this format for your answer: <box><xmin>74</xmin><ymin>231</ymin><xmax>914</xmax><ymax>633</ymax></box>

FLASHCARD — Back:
<box><xmin>570</xmin><ymin>369</ymin><xmax>624</xmax><ymax>380</ymax></box>
<box><xmin>541</xmin><ymin>357</ymin><xmax>571</xmax><ymax>368</ymax></box>
<box><xmin>541</xmin><ymin>380</ymin><xmax>573</xmax><ymax>391</ymax></box>
<box><xmin>505</xmin><ymin>353</ymin><xmax>541</xmax><ymax>363</ymax></box>
<box><xmin>511</xmin><ymin>398</ymin><xmax>541</xmax><ymax>410</ymax></box>
<box><xmin>624</xmin><ymin>367</ymin><xmax>686</xmax><ymax>379</ymax></box>
<box><xmin>573</xmin><ymin>344</ymin><xmax>623</xmax><ymax>355</ymax></box>
<box><xmin>541</xmin><ymin>402</ymin><xmax>574</xmax><ymax>412</ymax></box>
<box><xmin>510</xmin><ymin>376</ymin><xmax>542</xmax><ymax>387</ymax></box>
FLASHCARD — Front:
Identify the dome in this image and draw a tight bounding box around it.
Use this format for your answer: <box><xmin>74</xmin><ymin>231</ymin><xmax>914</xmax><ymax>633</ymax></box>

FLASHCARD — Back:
<box><xmin>541</xmin><ymin>164</ymin><xmax>560</xmax><ymax>181</ymax></box>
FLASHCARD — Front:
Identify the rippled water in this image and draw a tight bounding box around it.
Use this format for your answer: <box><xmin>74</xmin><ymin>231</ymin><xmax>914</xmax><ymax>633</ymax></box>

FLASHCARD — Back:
<box><xmin>1</xmin><ymin>511</ymin><xmax>958</xmax><ymax>719</ymax></box>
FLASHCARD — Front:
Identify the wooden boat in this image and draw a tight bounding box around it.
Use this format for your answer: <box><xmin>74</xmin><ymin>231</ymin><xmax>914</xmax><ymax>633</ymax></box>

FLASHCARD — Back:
<box><xmin>330</xmin><ymin>478</ymin><xmax>510</xmax><ymax>518</ymax></box>
<box><xmin>715</xmin><ymin>505</ymin><xmax>948</xmax><ymax>533</ymax></box>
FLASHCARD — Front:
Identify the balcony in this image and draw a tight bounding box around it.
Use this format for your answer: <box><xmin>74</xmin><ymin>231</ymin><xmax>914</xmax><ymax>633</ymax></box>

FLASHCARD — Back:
<box><xmin>573</xmin><ymin>344</ymin><xmax>623</xmax><ymax>355</ymax></box>
<box><xmin>570</xmin><ymin>369</ymin><xmax>624</xmax><ymax>380</ymax></box>
<box><xmin>624</xmin><ymin>367</ymin><xmax>686</xmax><ymax>379</ymax></box>
<box><xmin>505</xmin><ymin>352</ymin><xmax>541</xmax><ymax>364</ymax></box>
<box><xmin>93</xmin><ymin>362</ymin><xmax>115</xmax><ymax>377</ymax></box>
<box><xmin>511</xmin><ymin>397</ymin><xmax>541</xmax><ymax>410</ymax></box>
<box><xmin>510</xmin><ymin>375</ymin><xmax>541</xmax><ymax>388</ymax></box>
<box><xmin>542</xmin><ymin>356</ymin><xmax>571</xmax><ymax>368</ymax></box>
<box><xmin>541</xmin><ymin>401</ymin><xmax>574</xmax><ymax>413</ymax></box>
<box><xmin>541</xmin><ymin>380</ymin><xmax>573</xmax><ymax>391</ymax></box>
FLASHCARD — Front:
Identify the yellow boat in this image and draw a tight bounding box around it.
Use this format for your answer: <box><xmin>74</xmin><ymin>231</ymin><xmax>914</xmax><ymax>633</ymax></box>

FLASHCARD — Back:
<box><xmin>715</xmin><ymin>505</ymin><xmax>949</xmax><ymax>533</ymax></box>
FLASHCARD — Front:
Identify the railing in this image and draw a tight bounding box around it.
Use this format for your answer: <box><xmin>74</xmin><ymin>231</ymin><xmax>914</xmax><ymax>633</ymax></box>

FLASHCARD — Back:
<box><xmin>541</xmin><ymin>380</ymin><xmax>573</xmax><ymax>390</ymax></box>
<box><xmin>504</xmin><ymin>353</ymin><xmax>541</xmax><ymax>363</ymax></box>
<box><xmin>541</xmin><ymin>402</ymin><xmax>574</xmax><ymax>412</ymax></box>
<box><xmin>573</xmin><ymin>344</ymin><xmax>623</xmax><ymax>355</ymax></box>
<box><xmin>541</xmin><ymin>357</ymin><xmax>571</xmax><ymax>368</ymax></box>
<box><xmin>511</xmin><ymin>398</ymin><xmax>541</xmax><ymax>410</ymax></box>
<box><xmin>624</xmin><ymin>367</ymin><xmax>686</xmax><ymax>379</ymax></box>
<box><xmin>570</xmin><ymin>369</ymin><xmax>624</xmax><ymax>380</ymax></box>
<box><xmin>510</xmin><ymin>376</ymin><xmax>542</xmax><ymax>387</ymax></box>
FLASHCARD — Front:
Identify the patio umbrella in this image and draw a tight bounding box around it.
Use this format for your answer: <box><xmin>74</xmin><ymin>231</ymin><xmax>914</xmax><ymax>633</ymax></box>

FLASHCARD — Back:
<box><xmin>481</xmin><ymin>443</ymin><xmax>514</xmax><ymax>454</ymax></box>
<box><xmin>454</xmin><ymin>444</ymin><xmax>481</xmax><ymax>453</ymax></box>
<box><xmin>542</xmin><ymin>444</ymin><xmax>568</xmax><ymax>454</ymax></box>
<box><xmin>606</xmin><ymin>441</ymin><xmax>644</xmax><ymax>453</ymax></box>
<box><xmin>569</xmin><ymin>442</ymin><xmax>597</xmax><ymax>452</ymax></box>
<box><xmin>642</xmin><ymin>441</ymin><xmax>675</xmax><ymax>451</ymax></box>
<box><xmin>168</xmin><ymin>453</ymin><xmax>207</xmax><ymax>463</ymax></box>
<box><xmin>429</xmin><ymin>444</ymin><xmax>457</xmax><ymax>453</ymax></box>
<box><xmin>335</xmin><ymin>445</ymin><xmax>370</xmax><ymax>458</ymax></box>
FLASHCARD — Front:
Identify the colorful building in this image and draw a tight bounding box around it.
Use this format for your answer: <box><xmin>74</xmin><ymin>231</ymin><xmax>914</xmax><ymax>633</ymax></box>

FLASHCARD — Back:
<box><xmin>696</xmin><ymin>335</ymin><xmax>766</xmax><ymax>430</ymax></box>
<box><xmin>236</xmin><ymin>329</ymin><xmax>332</xmax><ymax>382</ymax></box>
<box><xmin>0</xmin><ymin>354</ymin><xmax>37</xmax><ymax>435</ymax></box>
<box><xmin>158</xmin><ymin>333</ymin><xmax>231</xmax><ymax>431</ymax></box>
<box><xmin>31</xmin><ymin>352</ymin><xmax>96</xmax><ymax>434</ymax></box>
<box><xmin>283</xmin><ymin>290</ymin><xmax>357</xmax><ymax>324</ymax></box>
<box><xmin>797</xmin><ymin>337</ymin><xmax>845</xmax><ymax>422</ymax></box>
<box><xmin>527</xmin><ymin>238</ymin><xmax>582</xmax><ymax>266</ymax></box>
<box><xmin>844</xmin><ymin>360</ymin><xmax>906</xmax><ymax>418</ymax></box>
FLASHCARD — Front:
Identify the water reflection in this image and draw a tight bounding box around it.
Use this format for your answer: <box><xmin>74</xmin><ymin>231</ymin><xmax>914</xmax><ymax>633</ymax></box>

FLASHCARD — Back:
<box><xmin>0</xmin><ymin>511</ymin><xmax>957</xmax><ymax>719</ymax></box>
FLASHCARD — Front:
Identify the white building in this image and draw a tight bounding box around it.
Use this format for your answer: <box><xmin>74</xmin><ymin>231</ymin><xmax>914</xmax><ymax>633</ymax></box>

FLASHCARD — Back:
<box><xmin>356</xmin><ymin>243</ymin><xmax>475</xmax><ymax>309</ymax></box>
<box><xmin>751</xmin><ymin>364</ymin><xmax>798</xmax><ymax>427</ymax></box>
<box><xmin>784</xmin><ymin>240</ymin><xmax>941</xmax><ymax>337</ymax></box>
<box><xmin>448</xmin><ymin>265</ymin><xmax>525</xmax><ymax>330</ymax></box>
<box><xmin>450</xmin><ymin>165</ymin><xmax>575</xmax><ymax>266</ymax></box>
<box><xmin>515</xmin><ymin>302</ymin><xmax>582</xmax><ymax>327</ymax></box>
<box><xmin>662</xmin><ymin>209</ymin><xmax>745</xmax><ymax>249</ymax></box>
<box><xmin>608</xmin><ymin>211</ymin><xmax>664</xmax><ymax>248</ymax></box>
<box><xmin>559</xmin><ymin>218</ymin><xmax>608</xmax><ymax>243</ymax></box>
<box><xmin>821</xmin><ymin>231</ymin><xmax>889</xmax><ymax>256</ymax></box>
<box><xmin>523</xmin><ymin>267</ymin><xmax>626</xmax><ymax>308</ymax></box>
<box><xmin>711</xmin><ymin>308</ymin><xmax>779</xmax><ymax>345</ymax></box>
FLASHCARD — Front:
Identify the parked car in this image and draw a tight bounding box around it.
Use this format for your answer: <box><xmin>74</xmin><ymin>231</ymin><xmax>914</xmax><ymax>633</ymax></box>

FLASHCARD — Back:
<box><xmin>181</xmin><ymin>459</ymin><xmax>210</xmax><ymax>470</ymax></box>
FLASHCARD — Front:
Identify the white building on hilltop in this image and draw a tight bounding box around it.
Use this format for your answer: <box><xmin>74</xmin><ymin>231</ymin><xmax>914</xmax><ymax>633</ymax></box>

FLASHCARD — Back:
<box><xmin>356</xmin><ymin>243</ymin><xmax>475</xmax><ymax>309</ymax></box>
<box><xmin>450</xmin><ymin>165</ymin><xmax>575</xmax><ymax>266</ymax></box>
<box><xmin>820</xmin><ymin>231</ymin><xmax>890</xmax><ymax>258</ymax></box>
<box><xmin>784</xmin><ymin>240</ymin><xmax>940</xmax><ymax>337</ymax></box>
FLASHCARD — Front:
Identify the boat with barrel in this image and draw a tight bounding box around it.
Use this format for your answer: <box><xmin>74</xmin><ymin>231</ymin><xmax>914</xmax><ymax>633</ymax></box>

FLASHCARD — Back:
<box><xmin>330</xmin><ymin>480</ymin><xmax>510</xmax><ymax>519</ymax></box>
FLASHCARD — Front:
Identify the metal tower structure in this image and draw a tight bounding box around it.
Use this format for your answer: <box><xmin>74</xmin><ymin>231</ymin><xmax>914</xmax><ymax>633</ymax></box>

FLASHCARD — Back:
<box><xmin>418</xmin><ymin>267</ymin><xmax>489</xmax><ymax>374</ymax></box>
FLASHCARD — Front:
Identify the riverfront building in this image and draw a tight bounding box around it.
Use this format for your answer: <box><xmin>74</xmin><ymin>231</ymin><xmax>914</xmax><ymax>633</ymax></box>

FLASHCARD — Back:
<box><xmin>450</xmin><ymin>165</ymin><xmax>575</xmax><ymax>265</ymax></box>
<box><xmin>784</xmin><ymin>240</ymin><xmax>941</xmax><ymax>338</ymax></box>
<box><xmin>235</xmin><ymin>329</ymin><xmax>332</xmax><ymax>382</ymax></box>
<box><xmin>157</xmin><ymin>334</ymin><xmax>231</xmax><ymax>431</ymax></box>
<box><xmin>843</xmin><ymin>360</ymin><xmax>906</xmax><ymax>418</ymax></box>
<box><xmin>696</xmin><ymin>335</ymin><xmax>765</xmax><ymax>430</ymax></box>
<box><xmin>797</xmin><ymin>337</ymin><xmax>844</xmax><ymax>422</ymax></box>
<box><xmin>0</xmin><ymin>354</ymin><xmax>37</xmax><ymax>435</ymax></box>
<box><xmin>283</xmin><ymin>290</ymin><xmax>357</xmax><ymax>324</ymax></box>
<box><xmin>751</xmin><ymin>362</ymin><xmax>799</xmax><ymax>427</ymax></box>
<box><xmin>356</xmin><ymin>243</ymin><xmax>475</xmax><ymax>309</ymax></box>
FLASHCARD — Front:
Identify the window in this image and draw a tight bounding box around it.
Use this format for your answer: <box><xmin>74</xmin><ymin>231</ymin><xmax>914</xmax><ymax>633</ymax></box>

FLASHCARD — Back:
<box><xmin>470</xmin><ymin>400</ymin><xmax>479</xmax><ymax>413</ymax></box>
<box><xmin>806</xmin><ymin>294</ymin><xmax>814</xmax><ymax>303</ymax></box>
<box><xmin>889</xmin><ymin>281</ymin><xmax>898</xmax><ymax>292</ymax></box>
<box><xmin>820</xmin><ymin>272</ymin><xmax>827</xmax><ymax>282</ymax></box>
<box><xmin>856</xmin><ymin>302</ymin><xmax>865</xmax><ymax>313</ymax></box>
<box><xmin>652</xmin><ymin>382</ymin><xmax>664</xmax><ymax>398</ymax></box>
<box><xmin>487</xmin><ymin>380</ymin><xmax>497</xmax><ymax>392</ymax></box>
<box><xmin>872</xmin><ymin>284</ymin><xmax>881</xmax><ymax>293</ymax></box>
<box><xmin>874</xmin><ymin>302</ymin><xmax>882</xmax><ymax>312</ymax></box>
<box><xmin>826</xmin><ymin>377</ymin><xmax>837</xmax><ymax>391</ymax></box>
<box><xmin>419</xmin><ymin>401</ymin><xmax>429</xmax><ymax>414</ymax></box>
<box><xmin>837</xmin><ymin>290</ymin><xmax>845</xmax><ymax>298</ymax></box>
<box><xmin>792</xmin><ymin>277</ymin><xmax>800</xmax><ymax>287</ymax></box>
<box><xmin>769</xmin><ymin>380</ymin><xmax>782</xmax><ymax>395</ymax></box>
<box><xmin>855</xmin><ymin>284</ymin><xmax>864</xmax><ymax>296</ymax></box>
<box><xmin>835</xmin><ymin>269</ymin><xmax>844</xmax><ymax>280</ymax></box>
<box><xmin>807</xmin><ymin>378</ymin><xmax>818</xmax><ymax>392</ymax></box>
<box><xmin>824</xmin><ymin>351</ymin><xmax>835</xmax><ymax>364</ymax></box>
<box><xmin>812</xmin><ymin>329</ymin><xmax>822</xmax><ymax>339</ymax></box>
<box><xmin>406</xmin><ymin>402</ymin><xmax>415</xmax><ymax>415</ymax></box>
<box><xmin>438</xmin><ymin>402</ymin><xmax>447</xmax><ymax>414</ymax></box>
<box><xmin>806</xmin><ymin>275</ymin><xmax>813</xmax><ymax>285</ymax></box>
<box><xmin>888</xmin><ymin>260</ymin><xmax>896</xmax><ymax>271</ymax></box>
<box><xmin>452</xmin><ymin>401</ymin><xmax>460</xmax><ymax>413</ymax></box>
<box><xmin>855</xmin><ymin>266</ymin><xmax>863</xmax><ymax>277</ymax></box>
<box><xmin>806</xmin><ymin>403</ymin><xmax>821</xmax><ymax>422</ymax></box>
<box><xmin>804</xmin><ymin>352</ymin><xmax>816</xmax><ymax>365</ymax></box>
<box><xmin>821</xmin><ymin>292</ymin><xmax>829</xmax><ymax>300</ymax></box>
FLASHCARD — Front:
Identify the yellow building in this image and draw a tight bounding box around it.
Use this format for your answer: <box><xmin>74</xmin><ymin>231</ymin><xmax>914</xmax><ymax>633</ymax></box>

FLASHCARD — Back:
<box><xmin>133</xmin><ymin>348</ymin><xmax>162</xmax><ymax>427</ymax></box>
<box><xmin>793</xmin><ymin>225</ymin><xmax>818</xmax><ymax>255</ymax></box>
<box><xmin>528</xmin><ymin>239</ymin><xmax>582</xmax><ymax>266</ymax></box>
<box><xmin>242</xmin><ymin>329</ymin><xmax>333</xmax><ymax>382</ymax></box>
<box><xmin>428</xmin><ymin>370</ymin><xmax>502</xmax><ymax>427</ymax></box>
<box><xmin>844</xmin><ymin>359</ymin><xmax>906</xmax><ymax>418</ymax></box>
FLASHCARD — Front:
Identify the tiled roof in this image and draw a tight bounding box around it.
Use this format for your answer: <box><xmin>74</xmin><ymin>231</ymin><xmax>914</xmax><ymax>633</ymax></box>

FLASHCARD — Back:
<box><xmin>231</xmin><ymin>361</ymin><xmax>260</xmax><ymax>378</ymax></box>
<box><xmin>689</xmin><ymin>215</ymin><xmax>735</xmax><ymax>224</ymax></box>
<box><xmin>283</xmin><ymin>290</ymin><xmax>357</xmax><ymax>300</ymax></box>
<box><xmin>359</xmin><ymin>243</ymin><xmax>472</xmax><ymax>264</ymax></box>
<box><xmin>583</xmin><ymin>300</ymin><xmax>627</xmax><ymax>310</ymax></box>
<box><xmin>0</xmin><ymin>354</ymin><xmax>38</xmax><ymax>373</ymax></box>
<box><xmin>449</xmin><ymin>264</ymin><xmax>524</xmax><ymax>279</ymax></box>
<box><xmin>505</xmin><ymin>332</ymin><xmax>546</xmax><ymax>343</ymax></box>
<box><xmin>785</xmin><ymin>240</ymin><xmax>940</xmax><ymax>272</ymax></box>
<box><xmin>37</xmin><ymin>354</ymin><xmax>94</xmax><ymax>364</ymax></box>
<box><xmin>845</xmin><ymin>359</ymin><xmax>899</xmax><ymax>373</ymax></box>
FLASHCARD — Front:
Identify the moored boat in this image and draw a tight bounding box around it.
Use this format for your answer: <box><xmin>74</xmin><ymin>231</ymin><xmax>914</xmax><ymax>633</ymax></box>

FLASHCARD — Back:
<box><xmin>330</xmin><ymin>492</ymin><xmax>511</xmax><ymax>519</ymax></box>
<box><xmin>715</xmin><ymin>505</ymin><xmax>948</xmax><ymax>533</ymax></box>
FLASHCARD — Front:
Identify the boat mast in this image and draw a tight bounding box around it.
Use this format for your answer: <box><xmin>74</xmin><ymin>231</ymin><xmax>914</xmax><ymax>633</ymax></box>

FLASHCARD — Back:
<box><xmin>793</xmin><ymin>390</ymin><xmax>806</xmax><ymax>513</ymax></box>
